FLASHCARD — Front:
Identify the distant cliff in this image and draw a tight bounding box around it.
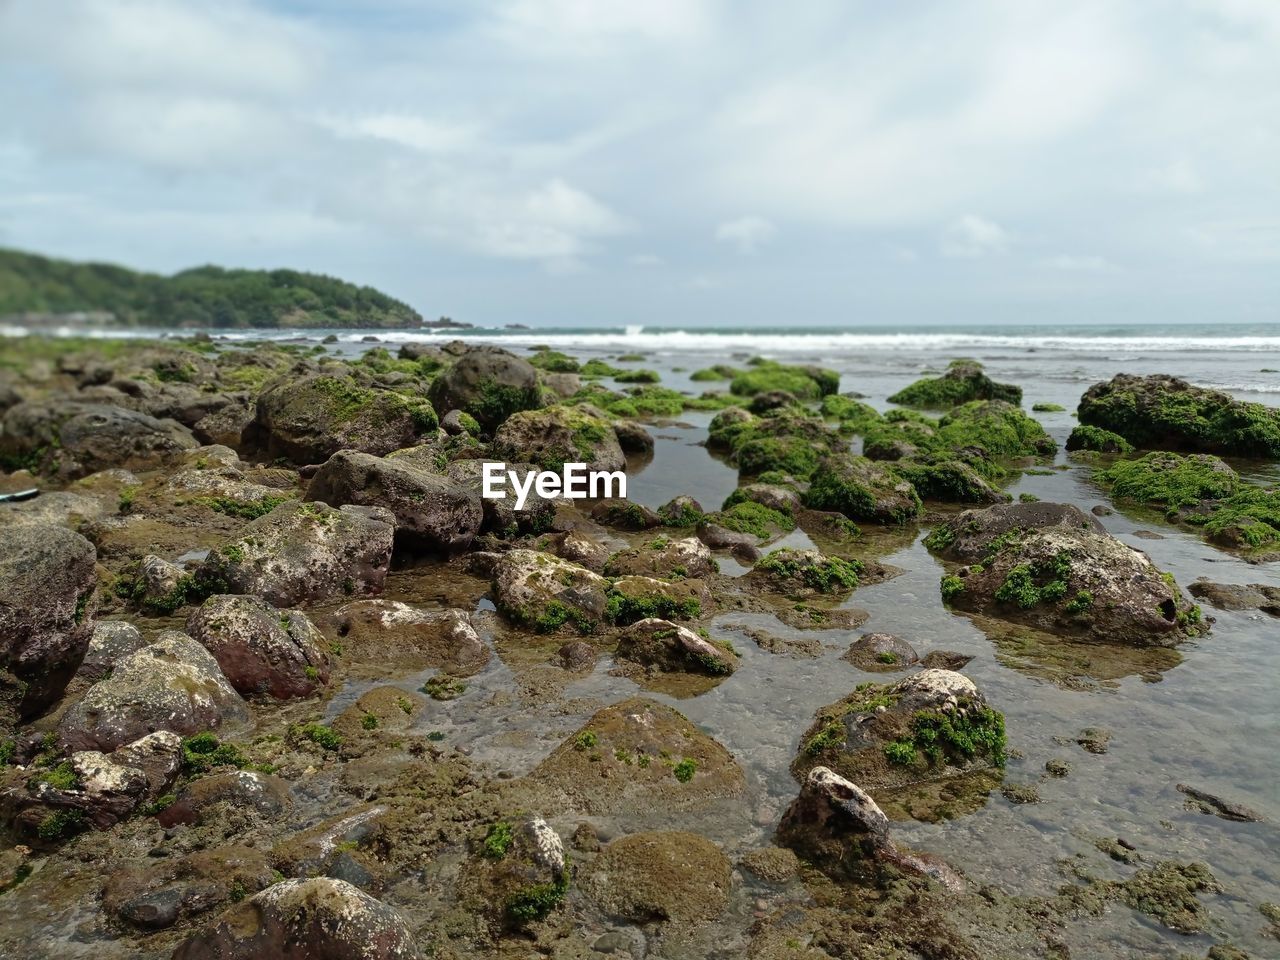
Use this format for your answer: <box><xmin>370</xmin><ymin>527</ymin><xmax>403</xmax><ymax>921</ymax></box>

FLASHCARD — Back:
<box><xmin>0</xmin><ymin>248</ymin><xmax>423</xmax><ymax>329</ymax></box>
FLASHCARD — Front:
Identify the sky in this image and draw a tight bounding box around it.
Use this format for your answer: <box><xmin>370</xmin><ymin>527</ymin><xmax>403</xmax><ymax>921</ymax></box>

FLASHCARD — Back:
<box><xmin>1</xmin><ymin>0</ymin><xmax>1278</xmax><ymax>328</ymax></box>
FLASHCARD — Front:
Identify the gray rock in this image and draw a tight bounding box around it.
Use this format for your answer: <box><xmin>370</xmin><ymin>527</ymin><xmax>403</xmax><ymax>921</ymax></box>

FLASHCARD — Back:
<box><xmin>77</xmin><ymin>621</ymin><xmax>147</xmax><ymax>684</ymax></box>
<box><xmin>604</xmin><ymin>536</ymin><xmax>715</xmax><ymax>580</ymax></box>
<box><xmin>427</xmin><ymin>345</ymin><xmax>540</xmax><ymax>431</ymax></box>
<box><xmin>492</xmin><ymin>549</ymin><xmax>610</xmax><ymax>633</ymax></box>
<box><xmin>616</xmin><ymin>618</ymin><xmax>737</xmax><ymax>676</ymax></box>
<box><xmin>186</xmin><ymin>595</ymin><xmax>328</xmax><ymax>699</ymax></box>
<box><xmin>843</xmin><ymin>633</ymin><xmax>919</xmax><ymax>671</ymax></box>
<box><xmin>494</xmin><ymin>405</ymin><xmax>625</xmax><ymax>473</ymax></box>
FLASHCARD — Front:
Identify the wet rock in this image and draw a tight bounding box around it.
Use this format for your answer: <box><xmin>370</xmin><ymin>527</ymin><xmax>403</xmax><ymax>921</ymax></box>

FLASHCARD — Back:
<box><xmin>1188</xmin><ymin>579</ymin><xmax>1280</xmax><ymax>615</ymax></box>
<box><xmin>590</xmin><ymin>498</ymin><xmax>662</xmax><ymax>530</ymax></box>
<box><xmin>739</xmin><ymin>846</ymin><xmax>800</xmax><ymax>883</ymax></box>
<box><xmin>551</xmin><ymin>528</ymin><xmax>610</xmax><ymax>571</ymax></box>
<box><xmin>746</xmin><ymin>548</ymin><xmax>863</xmax><ymax>599</ymax></box>
<box><xmin>793</xmin><ymin>670</ymin><xmax>1006</xmax><ymax>822</ymax></box>
<box><xmin>333</xmin><ymin>686</ymin><xmax>429</xmax><ymax>740</ymax></box>
<box><xmin>657</xmin><ymin>495</ymin><xmax>704</xmax><ymax>527</ymax></box>
<box><xmin>186</xmin><ymin>595</ymin><xmax>329</xmax><ymax>698</ymax></box>
<box><xmin>936</xmin><ymin>507</ymin><xmax>1203</xmax><ymax>647</ymax></box>
<box><xmin>325</xmin><ymin>601</ymin><xmax>488</xmax><ymax>675</ymax></box>
<box><xmin>1045</xmin><ymin>758</ymin><xmax>1070</xmax><ymax>777</ymax></box>
<box><xmin>439</xmin><ymin>408</ymin><xmax>473</xmax><ymax>435</ymax></box>
<box><xmin>1001</xmin><ymin>783</ymin><xmax>1041</xmax><ymax>804</ymax></box>
<box><xmin>927</xmin><ymin>500</ymin><xmax>1105</xmax><ymax>565</ymax></box>
<box><xmin>604</xmin><ymin>535</ymin><xmax>715</xmax><ymax>580</ymax></box>
<box><xmin>445</xmin><ymin>459</ymin><xmax>554</xmax><ymax>539</ymax></box>
<box><xmin>696</xmin><ymin>521</ymin><xmax>762</xmax><ymax>560</ymax></box>
<box><xmin>612</xmin><ymin>419</ymin><xmax>653</xmax><ymax>453</ymax></box>
<box><xmin>1177</xmin><ymin>783</ymin><xmax>1265</xmax><ymax>822</ymax></box>
<box><xmin>0</xmin><ymin>400</ymin><xmax>197</xmax><ymax>477</ymax></box>
<box><xmin>1132</xmin><ymin>529</ymin><xmax>1164</xmax><ymax>539</ymax></box>
<box><xmin>616</xmin><ymin>618</ymin><xmax>738</xmax><ymax>676</ymax></box>
<box><xmin>132</xmin><ymin>554</ymin><xmax>187</xmax><ymax>609</ymax></box>
<box><xmin>541</xmin><ymin>371</ymin><xmax>582</xmax><ymax>399</ymax></box>
<box><xmin>200</xmin><ymin>501</ymin><xmax>395</xmax><ymax>607</ymax></box>
<box><xmin>308</xmin><ymin>450</ymin><xmax>483</xmax><ymax>553</ymax></box>
<box><xmin>0</xmin><ymin>523</ymin><xmax>97</xmax><ymax>715</ymax></box>
<box><xmin>889</xmin><ymin>360</ymin><xmax>1021</xmax><ymax>409</ymax></box>
<box><xmin>159</xmin><ymin>770</ymin><xmax>292</xmax><ymax>827</ymax></box>
<box><xmin>458</xmin><ymin>815</ymin><xmax>570</xmax><ymax>929</ymax></box>
<box><xmin>272</xmin><ymin>805</ymin><xmax>387</xmax><ymax>876</ymax></box>
<box><xmin>749</xmin><ymin>389</ymin><xmax>799</xmax><ymax>413</ymax></box>
<box><xmin>112</xmin><ymin>730</ymin><xmax>183</xmax><ymax>798</ymax></box>
<box><xmin>556</xmin><ymin>641</ymin><xmax>597</xmax><ymax>672</ymax></box>
<box><xmin>59</xmin><ymin>630</ymin><xmax>250</xmax><ymax>751</ymax></box>
<box><xmin>1075</xmin><ymin>727</ymin><xmax>1111</xmax><ymax>754</ymax></box>
<box><xmin>105</xmin><ymin>844</ymin><xmax>275</xmax><ymax>931</ymax></box>
<box><xmin>842</xmin><ymin>633</ymin><xmax>919</xmax><ymax>671</ymax></box>
<box><xmin>528</xmin><ymin>697</ymin><xmax>746</xmax><ymax>818</ymax></box>
<box><xmin>193</xmin><ymin>398</ymin><xmax>254</xmax><ymax>448</ymax></box>
<box><xmin>607</xmin><ymin>575</ymin><xmax>710</xmax><ymax>625</ymax></box>
<box><xmin>427</xmin><ymin>344</ymin><xmax>541</xmax><ymax>431</ymax></box>
<box><xmin>1078</xmin><ymin>373</ymin><xmax>1280</xmax><ymax>457</ymax></box>
<box><xmin>803</xmin><ymin>453</ymin><xmax>923</xmax><ymax>524</ymax></box>
<box><xmin>584</xmin><ymin>831</ymin><xmax>731</xmax><ymax>923</ymax></box>
<box><xmin>918</xmin><ymin>650</ymin><xmax>974</xmax><ymax>671</ymax></box>
<box><xmin>171</xmin><ymin>877</ymin><xmax>421</xmax><ymax>960</ymax></box>
<box><xmin>1092</xmin><ymin>504</ymin><xmax>1114</xmax><ymax>516</ymax></box>
<box><xmin>492</xmin><ymin>403</ymin><xmax>624</xmax><ymax>473</ymax></box>
<box><xmin>727</xmin><ymin>482</ymin><xmax>803</xmax><ymax>515</ymax></box>
<box><xmin>492</xmin><ymin>549</ymin><xmax>610</xmax><ymax>634</ymax></box>
<box><xmin>894</xmin><ymin>458</ymin><xmax>1007</xmax><ymax>505</ymax></box>
<box><xmin>247</xmin><ymin>372</ymin><xmax>438</xmax><ymax>463</ymax></box>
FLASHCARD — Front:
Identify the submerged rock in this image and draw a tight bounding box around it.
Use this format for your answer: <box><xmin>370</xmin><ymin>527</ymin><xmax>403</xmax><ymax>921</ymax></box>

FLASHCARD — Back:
<box><xmin>325</xmin><ymin>601</ymin><xmax>488</xmax><ymax>675</ymax></box>
<box><xmin>584</xmin><ymin>831</ymin><xmax>731</xmax><ymax>923</ymax></box>
<box><xmin>171</xmin><ymin>877</ymin><xmax>421</xmax><ymax>960</ymax></box>
<box><xmin>307</xmin><ymin>449</ymin><xmax>483</xmax><ymax>553</ymax></box>
<box><xmin>0</xmin><ymin>523</ymin><xmax>97</xmax><ymax>716</ymax></box>
<box><xmin>616</xmin><ymin>618</ymin><xmax>738</xmax><ymax>676</ymax></box>
<box><xmin>1078</xmin><ymin>373</ymin><xmax>1280</xmax><ymax>457</ymax></box>
<box><xmin>59</xmin><ymin>630</ymin><xmax>250</xmax><ymax>751</ymax></box>
<box><xmin>200</xmin><ymin>501</ymin><xmax>395</xmax><ymax>607</ymax></box>
<box><xmin>186</xmin><ymin>595</ymin><xmax>329</xmax><ymax>698</ymax></box>
<box><xmin>842</xmin><ymin>633</ymin><xmax>919</xmax><ymax>672</ymax></box>
<box><xmin>1188</xmin><ymin>579</ymin><xmax>1280</xmax><ymax>615</ymax></box>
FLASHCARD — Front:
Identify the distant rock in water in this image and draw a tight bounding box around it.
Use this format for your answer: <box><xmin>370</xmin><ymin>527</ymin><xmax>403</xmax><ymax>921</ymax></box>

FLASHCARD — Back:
<box><xmin>888</xmin><ymin>359</ymin><xmax>1022</xmax><ymax>409</ymax></box>
<box><xmin>1078</xmin><ymin>373</ymin><xmax>1280</xmax><ymax>458</ymax></box>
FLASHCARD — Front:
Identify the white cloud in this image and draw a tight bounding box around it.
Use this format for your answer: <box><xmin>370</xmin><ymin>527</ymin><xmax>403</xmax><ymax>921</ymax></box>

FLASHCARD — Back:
<box><xmin>941</xmin><ymin>215</ymin><xmax>1010</xmax><ymax>259</ymax></box>
<box><xmin>715</xmin><ymin>216</ymin><xmax>775</xmax><ymax>254</ymax></box>
<box><xmin>1041</xmin><ymin>254</ymin><xmax>1117</xmax><ymax>272</ymax></box>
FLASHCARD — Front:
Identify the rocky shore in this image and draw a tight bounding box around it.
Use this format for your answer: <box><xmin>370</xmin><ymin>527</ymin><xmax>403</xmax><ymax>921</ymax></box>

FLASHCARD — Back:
<box><xmin>0</xmin><ymin>337</ymin><xmax>1273</xmax><ymax>958</ymax></box>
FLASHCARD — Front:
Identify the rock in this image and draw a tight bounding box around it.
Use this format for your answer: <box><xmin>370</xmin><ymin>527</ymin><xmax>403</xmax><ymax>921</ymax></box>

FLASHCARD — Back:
<box><xmin>1078</xmin><ymin>373</ymin><xmax>1280</xmax><ymax>457</ymax></box>
<box><xmin>458</xmin><ymin>815</ymin><xmax>570</xmax><ymax>929</ymax></box>
<box><xmin>777</xmin><ymin>766</ymin><xmax>964</xmax><ymax>890</ymax></box>
<box><xmin>590</xmin><ymin>498</ymin><xmax>662</xmax><ymax>530</ymax></box>
<box><xmin>200</xmin><ymin>501</ymin><xmax>395</xmax><ymax>607</ymax></box>
<box><xmin>1066</xmin><ymin>425</ymin><xmax>1134</xmax><ymax>453</ymax></box>
<box><xmin>1176</xmin><ymin>783</ymin><xmax>1265</xmax><ymax>823</ymax></box>
<box><xmin>1092</xmin><ymin>504</ymin><xmax>1113</xmax><ymax>516</ymax></box>
<box><xmin>492</xmin><ymin>549</ymin><xmax>610</xmax><ymax>634</ymax></box>
<box><xmin>584</xmin><ymin>831</ymin><xmax>731</xmax><ymax>923</ymax></box>
<box><xmin>0</xmin><ymin>401</ymin><xmax>197</xmax><ymax>477</ymax></box>
<box><xmin>938</xmin><ymin>517</ymin><xmax>1203</xmax><ymax>646</ymax></box>
<box><xmin>439</xmin><ymin>408</ymin><xmax>473</xmax><ymax>435</ymax></box>
<box><xmin>749</xmin><ymin>389</ymin><xmax>799</xmax><ymax>413</ymax></box>
<box><xmin>792</xmin><ymin>670</ymin><xmax>1005</xmax><ymax>822</ymax></box>
<box><xmin>803</xmin><ymin>453</ymin><xmax>923</xmax><ymax>524</ymax></box>
<box><xmin>739</xmin><ymin>846</ymin><xmax>800</xmax><ymax>883</ymax></box>
<box><xmin>746</xmin><ymin>548</ymin><xmax>863</xmax><ymax>599</ymax></box>
<box><xmin>171</xmin><ymin>877</ymin><xmax>420</xmax><ymax>960</ymax></box>
<box><xmin>918</xmin><ymin>650</ymin><xmax>974</xmax><ymax>671</ymax></box>
<box><xmin>729</xmin><ymin>483</ymin><xmax>804</xmax><ymax>515</ymax></box>
<box><xmin>604</xmin><ymin>536</ymin><xmax>715</xmax><ymax>579</ymax></box>
<box><xmin>132</xmin><ymin>554</ymin><xmax>188</xmax><ymax>610</ymax></box>
<box><xmin>112</xmin><ymin>730</ymin><xmax>183</xmax><ymax>798</ymax></box>
<box><xmin>398</xmin><ymin>341</ymin><xmax>446</xmax><ymax>362</ymax></box>
<box><xmin>247</xmin><ymin>373</ymin><xmax>438</xmax><ymax>463</ymax></box>
<box><xmin>493</xmin><ymin>404</ymin><xmax>624</xmax><ymax>473</ymax></box>
<box><xmin>556</xmin><ymin>641</ymin><xmax>596</xmax><ymax>672</ymax></box>
<box><xmin>607</xmin><ymin>575</ymin><xmax>710</xmax><ymax>625</ymax></box>
<box><xmin>307</xmin><ymin>449</ymin><xmax>483</xmax><ymax>553</ymax></box>
<box><xmin>326</xmin><ymin>601</ymin><xmax>488</xmax><ymax>675</ymax></box>
<box><xmin>1076</xmin><ymin>727</ymin><xmax>1112</xmax><ymax>754</ymax></box>
<box><xmin>59</xmin><ymin>630</ymin><xmax>250</xmax><ymax>751</ymax></box>
<box><xmin>926</xmin><ymin>500</ymin><xmax>1105</xmax><ymax>564</ymax></box>
<box><xmin>1188</xmin><ymin>579</ymin><xmax>1280</xmax><ymax>615</ymax></box>
<box><xmin>427</xmin><ymin>344</ymin><xmax>540</xmax><ymax>430</ymax></box>
<box><xmin>551</xmin><ymin>529</ymin><xmax>610</xmax><ymax>571</ymax></box>
<box><xmin>445</xmin><ymin>459</ymin><xmax>554</xmax><ymax>539</ymax></box>
<box><xmin>842</xmin><ymin>633</ymin><xmax>919</xmax><ymax>671</ymax></box>
<box><xmin>888</xmin><ymin>360</ymin><xmax>1021</xmax><ymax>409</ymax></box>
<box><xmin>528</xmin><ymin>697</ymin><xmax>746</xmax><ymax>819</ymax></box>
<box><xmin>657</xmin><ymin>495</ymin><xmax>704</xmax><ymax>527</ymax></box>
<box><xmin>696</xmin><ymin>522</ymin><xmax>762</xmax><ymax>560</ymax></box>
<box><xmin>333</xmin><ymin>686</ymin><xmax>429</xmax><ymax>739</ymax></box>
<box><xmin>706</xmin><ymin>406</ymin><xmax>755</xmax><ymax>451</ymax></box>
<box><xmin>894</xmin><ymin>458</ymin><xmax>1007</xmax><ymax>505</ymax></box>
<box><xmin>105</xmin><ymin>844</ymin><xmax>275</xmax><ymax>931</ymax></box>
<box><xmin>158</xmin><ymin>770</ymin><xmax>292</xmax><ymax>827</ymax></box>
<box><xmin>540</xmin><ymin>372</ymin><xmax>582</xmax><ymax>399</ymax></box>
<box><xmin>0</xmin><ymin>489</ymin><xmax>110</xmax><ymax>528</ymax></box>
<box><xmin>0</xmin><ymin>523</ymin><xmax>97</xmax><ymax>716</ymax></box>
<box><xmin>271</xmin><ymin>806</ymin><xmax>387</xmax><ymax>877</ymax></box>
<box><xmin>616</xmin><ymin>618</ymin><xmax>737</xmax><ymax>676</ymax></box>
<box><xmin>186</xmin><ymin>595</ymin><xmax>328</xmax><ymax>698</ymax></box>
<box><xmin>612</xmin><ymin>419</ymin><xmax>653</xmax><ymax>453</ymax></box>
<box><xmin>193</xmin><ymin>398</ymin><xmax>254</xmax><ymax>448</ymax></box>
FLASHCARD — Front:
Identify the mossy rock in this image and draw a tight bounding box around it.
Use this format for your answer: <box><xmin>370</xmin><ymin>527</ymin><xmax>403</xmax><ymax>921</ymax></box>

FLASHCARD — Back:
<box><xmin>729</xmin><ymin>361</ymin><xmax>838</xmax><ymax>401</ymax></box>
<box><xmin>803</xmin><ymin>453</ymin><xmax>923</xmax><ymax>525</ymax></box>
<box><xmin>748</xmin><ymin>548</ymin><xmax>863</xmax><ymax>598</ymax></box>
<box><xmin>1066</xmin><ymin>424</ymin><xmax>1134</xmax><ymax>453</ymax></box>
<box><xmin>888</xmin><ymin>360</ymin><xmax>1021</xmax><ymax>409</ymax></box>
<box><xmin>492</xmin><ymin>404</ymin><xmax>624</xmax><ymax>472</ymax></box>
<box><xmin>605</xmin><ymin>576</ymin><xmax>709</xmax><ymax>625</ymax></box>
<box><xmin>583</xmin><ymin>831</ymin><xmax>730</xmax><ymax>924</ymax></box>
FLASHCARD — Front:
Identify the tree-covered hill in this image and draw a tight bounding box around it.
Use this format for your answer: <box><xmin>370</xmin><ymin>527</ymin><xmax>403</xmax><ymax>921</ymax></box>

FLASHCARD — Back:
<box><xmin>0</xmin><ymin>248</ymin><xmax>423</xmax><ymax>329</ymax></box>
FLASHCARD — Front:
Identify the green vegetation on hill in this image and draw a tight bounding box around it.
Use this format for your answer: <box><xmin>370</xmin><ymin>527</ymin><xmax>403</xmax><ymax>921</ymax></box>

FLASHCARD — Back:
<box><xmin>0</xmin><ymin>247</ymin><xmax>422</xmax><ymax>329</ymax></box>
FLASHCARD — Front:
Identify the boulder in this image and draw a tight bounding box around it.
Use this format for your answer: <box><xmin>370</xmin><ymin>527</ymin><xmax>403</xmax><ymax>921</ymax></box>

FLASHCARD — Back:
<box><xmin>325</xmin><ymin>601</ymin><xmax>488</xmax><ymax>675</ymax></box>
<box><xmin>59</xmin><ymin>631</ymin><xmax>250</xmax><ymax>752</ymax></box>
<box><xmin>444</xmin><ymin>459</ymin><xmax>554</xmax><ymax>538</ymax></box>
<box><xmin>307</xmin><ymin>450</ymin><xmax>483</xmax><ymax>553</ymax></box>
<box><xmin>616</xmin><ymin>618</ymin><xmax>737</xmax><ymax>675</ymax></box>
<box><xmin>803</xmin><ymin>453</ymin><xmax>923</xmax><ymax>524</ymax></box>
<box><xmin>842</xmin><ymin>633</ymin><xmax>919</xmax><ymax>671</ymax></box>
<box><xmin>158</xmin><ymin>770</ymin><xmax>291</xmax><ymax>828</ymax></box>
<box><xmin>171</xmin><ymin>877</ymin><xmax>421</xmax><ymax>960</ymax></box>
<box><xmin>939</xmin><ymin>518</ymin><xmax>1204</xmax><ymax>646</ymax></box>
<box><xmin>1078</xmin><ymin>373</ymin><xmax>1280</xmax><ymax>458</ymax></box>
<box><xmin>0</xmin><ymin>400</ymin><xmax>196</xmax><ymax>477</ymax></box>
<box><xmin>186</xmin><ymin>595</ymin><xmax>328</xmax><ymax>698</ymax></box>
<box><xmin>493</xmin><ymin>404</ymin><xmax>624</xmax><ymax>473</ymax></box>
<box><xmin>427</xmin><ymin>345</ymin><xmax>540</xmax><ymax>431</ymax></box>
<box><xmin>656</xmin><ymin>495</ymin><xmax>704</xmax><ymax>527</ymax></box>
<box><xmin>247</xmin><ymin>373</ymin><xmax>438</xmax><ymax>463</ymax></box>
<box><xmin>0</xmin><ymin>523</ymin><xmax>97</xmax><ymax>716</ymax></box>
<box><xmin>200</xmin><ymin>501</ymin><xmax>395</xmax><ymax>607</ymax></box>
<box><xmin>458</xmin><ymin>816</ymin><xmax>569</xmax><ymax>929</ymax></box>
<box><xmin>612</xmin><ymin>419</ymin><xmax>653</xmax><ymax>453</ymax></box>
<box><xmin>76</xmin><ymin>620</ymin><xmax>147</xmax><ymax>684</ymax></box>
<box><xmin>888</xmin><ymin>360</ymin><xmax>1021</xmax><ymax>409</ymax></box>
<box><xmin>584</xmin><ymin>831</ymin><xmax>730</xmax><ymax>923</ymax></box>
<box><xmin>590</xmin><ymin>498</ymin><xmax>663</xmax><ymax>530</ymax></box>
<box><xmin>491</xmin><ymin>549</ymin><xmax>610</xmax><ymax>634</ymax></box>
<box><xmin>925</xmin><ymin>500</ymin><xmax>1104</xmax><ymax>564</ymax></box>
<box><xmin>105</xmin><ymin>844</ymin><xmax>275</xmax><ymax>931</ymax></box>
<box><xmin>604</xmin><ymin>536</ymin><xmax>715</xmax><ymax>579</ymax></box>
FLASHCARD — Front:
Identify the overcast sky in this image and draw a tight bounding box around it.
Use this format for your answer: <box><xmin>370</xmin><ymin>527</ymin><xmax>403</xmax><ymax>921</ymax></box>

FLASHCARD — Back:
<box><xmin>2</xmin><ymin>0</ymin><xmax>1278</xmax><ymax>327</ymax></box>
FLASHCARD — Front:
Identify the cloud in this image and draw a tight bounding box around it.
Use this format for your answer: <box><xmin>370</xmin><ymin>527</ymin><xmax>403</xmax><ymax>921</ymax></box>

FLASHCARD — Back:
<box><xmin>1040</xmin><ymin>254</ymin><xmax>1117</xmax><ymax>272</ymax></box>
<box><xmin>1144</xmin><ymin>159</ymin><xmax>1202</xmax><ymax>194</ymax></box>
<box><xmin>715</xmin><ymin>216</ymin><xmax>776</xmax><ymax>254</ymax></box>
<box><xmin>941</xmin><ymin>215</ymin><xmax>1010</xmax><ymax>258</ymax></box>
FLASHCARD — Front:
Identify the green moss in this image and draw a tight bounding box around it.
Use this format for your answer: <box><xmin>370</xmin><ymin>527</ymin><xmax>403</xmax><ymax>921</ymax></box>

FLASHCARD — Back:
<box><xmin>936</xmin><ymin>401</ymin><xmax>1055</xmax><ymax>458</ymax></box>
<box><xmin>1099</xmin><ymin>452</ymin><xmax>1237</xmax><ymax>509</ymax></box>
<box><xmin>142</xmin><ymin>794</ymin><xmax>176</xmax><ymax>816</ymax></box>
<box><xmin>291</xmin><ymin>722</ymin><xmax>342</xmax><ymax>751</ymax></box>
<box><xmin>1031</xmin><ymin>402</ymin><xmax>1065</xmax><ymax>412</ymax></box>
<box><xmin>803</xmin><ymin>454</ymin><xmax>923</xmax><ymax>524</ymax></box>
<box><xmin>711</xmin><ymin>501</ymin><xmax>794</xmax><ymax>539</ymax></box>
<box><xmin>528</xmin><ymin>349</ymin><xmax>581</xmax><ymax>372</ymax></box>
<box><xmin>37</xmin><ymin>808</ymin><xmax>85</xmax><ymax>841</ymax></box>
<box><xmin>735</xmin><ymin>435</ymin><xmax>821</xmax><ymax>479</ymax></box>
<box><xmin>195</xmin><ymin>493</ymin><xmax>294</xmax><ymax>520</ymax></box>
<box><xmin>883</xmin><ymin>739</ymin><xmax>918</xmax><ymax>765</ymax></box>
<box><xmin>910</xmin><ymin>704</ymin><xmax>1007</xmax><ymax>767</ymax></box>
<box><xmin>422</xmin><ymin>675</ymin><xmax>468</xmax><ymax>700</ymax></box>
<box><xmin>615</xmin><ymin>368</ymin><xmax>660</xmax><ymax>383</ymax></box>
<box><xmin>573</xmin><ymin>731</ymin><xmax>599</xmax><ymax>751</ymax></box>
<box><xmin>466</xmin><ymin>378</ymin><xmax>541</xmax><ymax>428</ymax></box>
<box><xmin>34</xmin><ymin>760</ymin><xmax>81</xmax><ymax>791</ymax></box>
<box><xmin>579</xmin><ymin>359</ymin><xmax>624</xmax><ymax>379</ymax></box>
<box><xmin>1064</xmin><ymin>590</ymin><xmax>1094</xmax><ymax>614</ymax></box>
<box><xmin>889</xmin><ymin>362</ymin><xmax>1021</xmax><ymax>408</ymax></box>
<box><xmin>940</xmin><ymin>575</ymin><xmax>965</xmax><ymax>603</ymax></box>
<box><xmin>604</xmin><ymin>588</ymin><xmax>701</xmax><ymax>626</ymax></box>
<box><xmin>804</xmin><ymin>721</ymin><xmax>846</xmax><ymax>756</ymax></box>
<box><xmin>482</xmin><ymin>821</ymin><xmax>515</xmax><ymax>859</ymax></box>
<box><xmin>359</xmin><ymin>713</ymin><xmax>379</xmax><ymax>730</ymax></box>
<box><xmin>993</xmin><ymin>551</ymin><xmax>1073</xmax><ymax>610</ymax></box>
<box><xmin>893</xmin><ymin>460</ymin><xmax>998</xmax><ymax>504</ymax></box>
<box><xmin>673</xmin><ymin>758</ymin><xmax>697</xmax><ymax>783</ymax></box>
<box><xmin>506</xmin><ymin>871</ymin><xmax>570</xmax><ymax>924</ymax></box>
<box><xmin>730</xmin><ymin>361</ymin><xmax>838</xmax><ymax>400</ymax></box>
<box><xmin>181</xmin><ymin>732</ymin><xmax>249</xmax><ymax>773</ymax></box>
<box><xmin>1066</xmin><ymin>425</ymin><xmax>1134</xmax><ymax>453</ymax></box>
<box><xmin>756</xmin><ymin>549</ymin><xmax>862</xmax><ymax>593</ymax></box>
<box><xmin>876</xmin><ymin>651</ymin><xmax>900</xmax><ymax>665</ymax></box>
<box><xmin>924</xmin><ymin>525</ymin><xmax>956</xmax><ymax>551</ymax></box>
<box><xmin>690</xmin><ymin>365</ymin><xmax>738</xmax><ymax>381</ymax></box>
